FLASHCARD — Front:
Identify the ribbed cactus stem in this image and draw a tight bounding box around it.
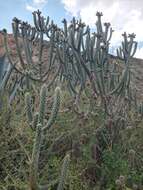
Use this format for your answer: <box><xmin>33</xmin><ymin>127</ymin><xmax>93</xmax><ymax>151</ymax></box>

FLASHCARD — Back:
<box><xmin>33</xmin><ymin>112</ymin><xmax>39</xmax><ymax>130</ymax></box>
<box><xmin>31</xmin><ymin>123</ymin><xmax>42</xmax><ymax>172</ymax></box>
<box><xmin>29</xmin><ymin>123</ymin><xmax>42</xmax><ymax>190</ymax></box>
<box><xmin>25</xmin><ymin>71</ymin><xmax>30</xmax><ymax>90</ymax></box>
<box><xmin>0</xmin><ymin>63</ymin><xmax>13</xmax><ymax>92</ymax></box>
<box><xmin>43</xmin><ymin>87</ymin><xmax>61</xmax><ymax>131</ymax></box>
<box><xmin>25</xmin><ymin>92</ymin><xmax>33</xmax><ymax>125</ymax></box>
<box><xmin>57</xmin><ymin>154</ymin><xmax>70</xmax><ymax>190</ymax></box>
<box><xmin>38</xmin><ymin>84</ymin><xmax>47</xmax><ymax>126</ymax></box>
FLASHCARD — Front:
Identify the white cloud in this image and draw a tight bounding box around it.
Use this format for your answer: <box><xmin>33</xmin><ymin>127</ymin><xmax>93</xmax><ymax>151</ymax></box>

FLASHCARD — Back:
<box><xmin>26</xmin><ymin>0</ymin><xmax>48</xmax><ymax>12</ymax></box>
<box><xmin>33</xmin><ymin>0</ymin><xmax>47</xmax><ymax>4</ymax></box>
<box><xmin>62</xmin><ymin>0</ymin><xmax>143</xmax><ymax>58</ymax></box>
<box><xmin>26</xmin><ymin>4</ymin><xmax>37</xmax><ymax>12</ymax></box>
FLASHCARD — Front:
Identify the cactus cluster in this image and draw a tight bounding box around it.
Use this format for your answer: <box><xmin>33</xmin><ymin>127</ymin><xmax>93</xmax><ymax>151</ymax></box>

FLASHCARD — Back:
<box><xmin>0</xmin><ymin>10</ymin><xmax>142</xmax><ymax>138</ymax></box>
<box><xmin>56</xmin><ymin>13</ymin><xmax>137</xmax><ymax>117</ymax></box>
<box><xmin>0</xmin><ymin>10</ymin><xmax>142</xmax><ymax>140</ymax></box>
<box><xmin>0</xmin><ymin>9</ymin><xmax>143</xmax><ymax>190</ymax></box>
<box><xmin>1</xmin><ymin>10</ymin><xmax>140</xmax><ymax>110</ymax></box>
<box><xmin>1</xmin><ymin>11</ymin><xmax>60</xmax><ymax>93</ymax></box>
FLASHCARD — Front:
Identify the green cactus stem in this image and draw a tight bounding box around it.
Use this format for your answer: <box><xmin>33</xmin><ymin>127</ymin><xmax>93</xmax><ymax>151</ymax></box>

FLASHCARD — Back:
<box><xmin>57</xmin><ymin>154</ymin><xmax>70</xmax><ymax>190</ymax></box>
<box><xmin>25</xmin><ymin>92</ymin><xmax>33</xmax><ymax>125</ymax></box>
<box><xmin>43</xmin><ymin>86</ymin><xmax>61</xmax><ymax>131</ymax></box>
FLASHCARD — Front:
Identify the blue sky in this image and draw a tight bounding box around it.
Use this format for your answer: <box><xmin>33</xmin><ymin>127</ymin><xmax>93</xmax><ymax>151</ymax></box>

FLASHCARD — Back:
<box><xmin>0</xmin><ymin>0</ymin><xmax>69</xmax><ymax>32</ymax></box>
<box><xmin>0</xmin><ymin>0</ymin><xmax>143</xmax><ymax>58</ymax></box>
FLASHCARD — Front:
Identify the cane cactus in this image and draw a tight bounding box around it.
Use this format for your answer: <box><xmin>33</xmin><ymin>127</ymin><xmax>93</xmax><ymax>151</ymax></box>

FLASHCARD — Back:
<box><xmin>25</xmin><ymin>84</ymin><xmax>70</xmax><ymax>190</ymax></box>
<box><xmin>2</xmin><ymin>10</ymin><xmax>60</xmax><ymax>89</ymax></box>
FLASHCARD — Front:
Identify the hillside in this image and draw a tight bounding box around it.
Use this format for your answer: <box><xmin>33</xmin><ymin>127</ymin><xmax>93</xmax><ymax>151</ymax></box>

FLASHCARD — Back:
<box><xmin>1</xmin><ymin>33</ymin><xmax>143</xmax><ymax>100</ymax></box>
<box><xmin>0</xmin><ymin>30</ymin><xmax>143</xmax><ymax>190</ymax></box>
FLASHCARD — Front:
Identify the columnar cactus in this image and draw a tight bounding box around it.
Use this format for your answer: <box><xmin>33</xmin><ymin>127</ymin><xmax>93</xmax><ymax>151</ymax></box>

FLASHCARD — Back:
<box><xmin>2</xmin><ymin>10</ymin><xmax>60</xmax><ymax>88</ymax></box>
<box><xmin>25</xmin><ymin>84</ymin><xmax>70</xmax><ymax>190</ymax></box>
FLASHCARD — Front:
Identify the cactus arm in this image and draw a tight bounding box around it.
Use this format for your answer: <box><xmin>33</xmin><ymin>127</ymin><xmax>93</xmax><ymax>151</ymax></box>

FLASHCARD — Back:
<box><xmin>12</xmin><ymin>20</ymin><xmax>26</xmax><ymax>69</ymax></box>
<box><xmin>0</xmin><ymin>55</ymin><xmax>5</xmax><ymax>83</ymax></box>
<box><xmin>32</xmin><ymin>11</ymin><xmax>40</xmax><ymax>31</ymax></box>
<box><xmin>25</xmin><ymin>92</ymin><xmax>33</xmax><ymax>125</ymax></box>
<box><xmin>9</xmin><ymin>76</ymin><xmax>24</xmax><ymax>104</ymax></box>
<box><xmin>131</xmin><ymin>41</ymin><xmax>137</xmax><ymax>57</ymax></box>
<box><xmin>32</xmin><ymin>112</ymin><xmax>39</xmax><ymax>130</ymax></box>
<box><xmin>108</xmin><ymin>66</ymin><xmax>129</xmax><ymax>96</ymax></box>
<box><xmin>42</xmin><ymin>87</ymin><xmax>60</xmax><ymax>131</ymax></box>
<box><xmin>0</xmin><ymin>62</ymin><xmax>13</xmax><ymax>92</ymax></box>
<box><xmin>2</xmin><ymin>29</ymin><xmax>25</xmax><ymax>76</ymax></box>
<box><xmin>38</xmin><ymin>32</ymin><xmax>44</xmax><ymax>80</ymax></box>
<box><xmin>57</xmin><ymin>154</ymin><xmax>70</xmax><ymax>190</ymax></box>
<box><xmin>29</xmin><ymin>123</ymin><xmax>42</xmax><ymax>190</ymax></box>
<box><xmin>38</xmin><ymin>84</ymin><xmax>47</xmax><ymax>126</ymax></box>
<box><xmin>48</xmin><ymin>30</ymin><xmax>55</xmax><ymax>71</ymax></box>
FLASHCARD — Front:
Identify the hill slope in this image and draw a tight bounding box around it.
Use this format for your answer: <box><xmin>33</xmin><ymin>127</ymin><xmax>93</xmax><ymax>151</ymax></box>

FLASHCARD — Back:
<box><xmin>0</xmin><ymin>33</ymin><xmax>143</xmax><ymax>99</ymax></box>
